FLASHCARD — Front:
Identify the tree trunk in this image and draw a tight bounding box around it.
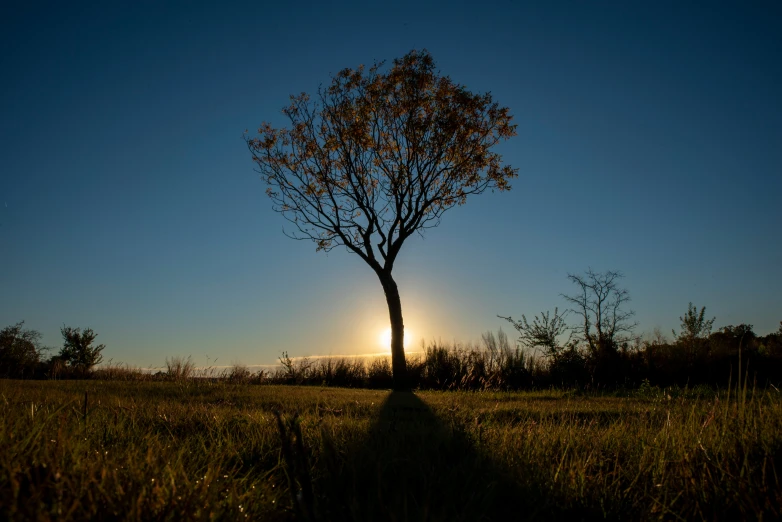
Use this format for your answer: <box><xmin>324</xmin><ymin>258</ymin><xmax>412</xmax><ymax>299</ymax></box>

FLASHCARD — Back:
<box><xmin>378</xmin><ymin>270</ymin><xmax>408</xmax><ymax>391</ymax></box>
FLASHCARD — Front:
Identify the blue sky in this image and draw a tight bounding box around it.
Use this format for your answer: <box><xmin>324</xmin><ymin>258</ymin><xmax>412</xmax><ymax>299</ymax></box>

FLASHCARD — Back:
<box><xmin>2</xmin><ymin>1</ymin><xmax>780</xmax><ymax>368</ymax></box>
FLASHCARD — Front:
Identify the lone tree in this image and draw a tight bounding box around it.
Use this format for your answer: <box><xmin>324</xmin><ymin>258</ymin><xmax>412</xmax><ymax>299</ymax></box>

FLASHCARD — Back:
<box><xmin>246</xmin><ymin>50</ymin><xmax>517</xmax><ymax>390</ymax></box>
<box><xmin>59</xmin><ymin>326</ymin><xmax>105</xmax><ymax>374</ymax></box>
<box><xmin>562</xmin><ymin>269</ymin><xmax>637</xmax><ymax>361</ymax></box>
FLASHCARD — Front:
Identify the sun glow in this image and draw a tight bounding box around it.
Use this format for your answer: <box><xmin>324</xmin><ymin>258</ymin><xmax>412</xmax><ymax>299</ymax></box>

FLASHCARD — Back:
<box><xmin>378</xmin><ymin>327</ymin><xmax>412</xmax><ymax>352</ymax></box>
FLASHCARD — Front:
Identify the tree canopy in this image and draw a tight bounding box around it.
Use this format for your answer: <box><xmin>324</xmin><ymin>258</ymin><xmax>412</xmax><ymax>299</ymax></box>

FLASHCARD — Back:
<box><xmin>246</xmin><ymin>49</ymin><xmax>517</xmax><ymax>272</ymax></box>
<box><xmin>59</xmin><ymin>326</ymin><xmax>105</xmax><ymax>373</ymax></box>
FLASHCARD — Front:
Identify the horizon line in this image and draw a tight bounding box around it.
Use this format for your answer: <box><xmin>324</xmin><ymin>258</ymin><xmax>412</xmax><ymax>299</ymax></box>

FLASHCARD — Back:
<box><xmin>108</xmin><ymin>351</ymin><xmax>426</xmax><ymax>373</ymax></box>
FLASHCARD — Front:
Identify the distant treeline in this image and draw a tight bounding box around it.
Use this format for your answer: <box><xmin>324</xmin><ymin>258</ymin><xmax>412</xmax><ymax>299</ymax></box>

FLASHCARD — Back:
<box><xmin>2</xmin><ymin>320</ymin><xmax>781</xmax><ymax>391</ymax></box>
<box><xmin>261</xmin><ymin>322</ymin><xmax>782</xmax><ymax>391</ymax></box>
<box><xmin>0</xmin><ymin>322</ymin><xmax>105</xmax><ymax>380</ymax></box>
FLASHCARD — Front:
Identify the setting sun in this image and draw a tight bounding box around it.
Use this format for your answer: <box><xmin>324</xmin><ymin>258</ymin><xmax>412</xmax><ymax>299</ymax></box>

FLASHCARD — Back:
<box><xmin>378</xmin><ymin>327</ymin><xmax>412</xmax><ymax>351</ymax></box>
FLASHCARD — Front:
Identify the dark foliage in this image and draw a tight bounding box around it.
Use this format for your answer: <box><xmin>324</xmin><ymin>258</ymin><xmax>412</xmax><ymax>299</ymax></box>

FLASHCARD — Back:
<box><xmin>58</xmin><ymin>326</ymin><xmax>105</xmax><ymax>375</ymax></box>
<box><xmin>0</xmin><ymin>321</ymin><xmax>45</xmax><ymax>378</ymax></box>
<box><xmin>643</xmin><ymin>323</ymin><xmax>782</xmax><ymax>388</ymax></box>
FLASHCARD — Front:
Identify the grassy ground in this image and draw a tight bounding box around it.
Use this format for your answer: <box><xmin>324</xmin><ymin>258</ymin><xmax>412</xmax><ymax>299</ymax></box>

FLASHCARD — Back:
<box><xmin>2</xmin><ymin>380</ymin><xmax>780</xmax><ymax>521</ymax></box>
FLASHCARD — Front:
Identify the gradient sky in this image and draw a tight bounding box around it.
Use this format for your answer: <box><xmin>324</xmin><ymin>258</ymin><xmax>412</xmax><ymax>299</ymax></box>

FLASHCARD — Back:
<box><xmin>2</xmin><ymin>1</ymin><xmax>780</xmax><ymax>369</ymax></box>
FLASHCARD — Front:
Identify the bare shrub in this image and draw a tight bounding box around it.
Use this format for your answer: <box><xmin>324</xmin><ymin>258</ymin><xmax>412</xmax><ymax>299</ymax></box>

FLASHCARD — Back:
<box><xmin>276</xmin><ymin>352</ymin><xmax>313</xmax><ymax>384</ymax></box>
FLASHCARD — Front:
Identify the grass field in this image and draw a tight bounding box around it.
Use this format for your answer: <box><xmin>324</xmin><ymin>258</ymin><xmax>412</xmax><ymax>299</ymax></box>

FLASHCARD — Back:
<box><xmin>2</xmin><ymin>380</ymin><xmax>780</xmax><ymax>521</ymax></box>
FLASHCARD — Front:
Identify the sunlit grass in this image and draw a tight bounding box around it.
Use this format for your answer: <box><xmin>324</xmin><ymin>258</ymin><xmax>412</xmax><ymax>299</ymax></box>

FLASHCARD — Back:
<box><xmin>1</xmin><ymin>380</ymin><xmax>780</xmax><ymax>520</ymax></box>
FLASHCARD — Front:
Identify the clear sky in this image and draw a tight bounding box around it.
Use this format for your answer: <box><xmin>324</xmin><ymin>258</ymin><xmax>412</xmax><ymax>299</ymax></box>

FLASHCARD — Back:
<box><xmin>2</xmin><ymin>1</ymin><xmax>780</xmax><ymax>369</ymax></box>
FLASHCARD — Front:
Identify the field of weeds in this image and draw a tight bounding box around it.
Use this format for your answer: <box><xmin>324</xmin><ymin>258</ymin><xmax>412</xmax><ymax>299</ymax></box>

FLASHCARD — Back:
<box><xmin>2</xmin><ymin>380</ymin><xmax>781</xmax><ymax>521</ymax></box>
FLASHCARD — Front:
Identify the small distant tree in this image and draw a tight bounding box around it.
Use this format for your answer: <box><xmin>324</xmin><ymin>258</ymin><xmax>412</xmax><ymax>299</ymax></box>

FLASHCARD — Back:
<box><xmin>498</xmin><ymin>308</ymin><xmax>571</xmax><ymax>358</ymax></box>
<box><xmin>672</xmin><ymin>302</ymin><xmax>715</xmax><ymax>358</ymax></box>
<box><xmin>0</xmin><ymin>321</ymin><xmax>44</xmax><ymax>377</ymax></box>
<box><xmin>641</xmin><ymin>326</ymin><xmax>668</xmax><ymax>349</ymax></box>
<box><xmin>247</xmin><ymin>50</ymin><xmax>518</xmax><ymax>390</ymax></box>
<box><xmin>673</xmin><ymin>302</ymin><xmax>715</xmax><ymax>342</ymax></box>
<box><xmin>562</xmin><ymin>269</ymin><xmax>637</xmax><ymax>361</ymax></box>
<box><xmin>59</xmin><ymin>326</ymin><xmax>105</xmax><ymax>374</ymax></box>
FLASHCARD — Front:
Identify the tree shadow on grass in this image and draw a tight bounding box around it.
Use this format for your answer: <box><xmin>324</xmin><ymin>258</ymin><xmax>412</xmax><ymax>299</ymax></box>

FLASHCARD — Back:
<box><xmin>311</xmin><ymin>391</ymin><xmax>557</xmax><ymax>522</ymax></box>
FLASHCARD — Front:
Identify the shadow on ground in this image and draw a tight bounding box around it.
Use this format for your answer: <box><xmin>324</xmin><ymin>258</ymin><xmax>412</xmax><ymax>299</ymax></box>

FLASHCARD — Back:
<box><xmin>310</xmin><ymin>391</ymin><xmax>556</xmax><ymax>522</ymax></box>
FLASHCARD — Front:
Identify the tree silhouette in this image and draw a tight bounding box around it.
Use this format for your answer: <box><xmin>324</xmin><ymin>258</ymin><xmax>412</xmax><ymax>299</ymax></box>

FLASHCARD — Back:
<box><xmin>672</xmin><ymin>302</ymin><xmax>715</xmax><ymax>361</ymax></box>
<box><xmin>59</xmin><ymin>326</ymin><xmax>105</xmax><ymax>374</ymax></box>
<box><xmin>0</xmin><ymin>321</ymin><xmax>43</xmax><ymax>377</ymax></box>
<box><xmin>247</xmin><ymin>50</ymin><xmax>517</xmax><ymax>389</ymax></box>
<box><xmin>498</xmin><ymin>308</ymin><xmax>571</xmax><ymax>358</ymax></box>
<box><xmin>562</xmin><ymin>269</ymin><xmax>637</xmax><ymax>360</ymax></box>
<box><xmin>673</xmin><ymin>303</ymin><xmax>715</xmax><ymax>342</ymax></box>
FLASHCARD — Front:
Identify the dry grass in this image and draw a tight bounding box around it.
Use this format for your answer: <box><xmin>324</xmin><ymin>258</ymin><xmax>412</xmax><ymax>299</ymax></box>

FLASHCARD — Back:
<box><xmin>90</xmin><ymin>361</ymin><xmax>151</xmax><ymax>381</ymax></box>
<box><xmin>164</xmin><ymin>356</ymin><xmax>195</xmax><ymax>381</ymax></box>
<box><xmin>1</xmin><ymin>380</ymin><xmax>780</xmax><ymax>520</ymax></box>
